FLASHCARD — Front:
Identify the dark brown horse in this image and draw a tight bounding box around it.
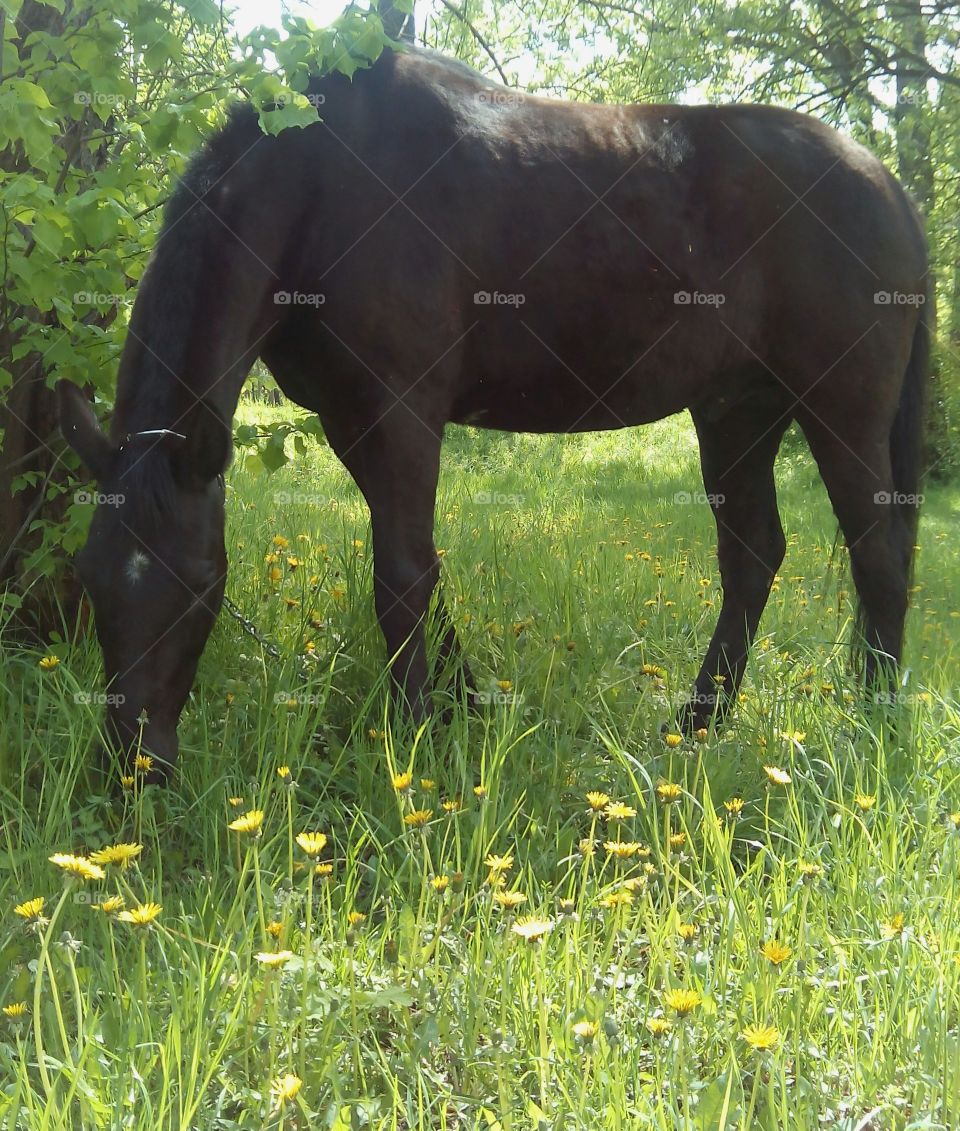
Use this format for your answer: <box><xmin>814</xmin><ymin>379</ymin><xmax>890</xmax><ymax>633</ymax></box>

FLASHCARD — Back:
<box><xmin>59</xmin><ymin>44</ymin><xmax>928</xmax><ymax>775</ymax></box>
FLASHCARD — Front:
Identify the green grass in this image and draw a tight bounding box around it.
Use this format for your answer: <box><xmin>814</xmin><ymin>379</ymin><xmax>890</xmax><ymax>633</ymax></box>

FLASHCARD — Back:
<box><xmin>1</xmin><ymin>413</ymin><xmax>959</xmax><ymax>1129</ymax></box>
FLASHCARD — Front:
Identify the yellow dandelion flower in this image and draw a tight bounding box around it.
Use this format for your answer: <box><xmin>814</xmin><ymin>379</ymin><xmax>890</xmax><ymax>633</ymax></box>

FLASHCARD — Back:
<box><xmin>511</xmin><ymin>915</ymin><xmax>554</xmax><ymax>942</ymax></box>
<box><xmin>604</xmin><ymin>840</ymin><xmax>643</xmax><ymax>859</ymax></box>
<box><xmin>646</xmin><ymin>1016</ymin><xmax>672</xmax><ymax>1036</ymax></box>
<box><xmin>763</xmin><ymin>765</ymin><xmax>791</xmax><ymax>786</ymax></box>
<box><xmin>93</xmin><ymin>895</ymin><xmax>125</xmax><ymax>914</ymax></box>
<box><xmin>572</xmin><ymin>1019</ymin><xmax>598</xmax><ymax>1041</ymax></box>
<box><xmin>392</xmin><ymin>771</ymin><xmax>413</xmax><ymax>791</ymax></box>
<box><xmin>314</xmin><ymin>862</ymin><xmax>334</xmax><ymax>877</ymax></box>
<box><xmin>272</xmin><ymin>1072</ymin><xmax>302</xmax><ymax>1105</ymax></box>
<box><xmin>277</xmin><ymin>765</ymin><xmax>292</xmax><ymax>781</ymax></box>
<box><xmin>641</xmin><ymin>663</ymin><xmax>667</xmax><ymax>678</ymax></box>
<box><xmin>266</xmin><ymin>920</ymin><xmax>283</xmax><ymax>938</ymax></box>
<box><xmin>742</xmin><ymin>1023</ymin><xmax>779</xmax><ymax>1051</ymax></box>
<box><xmin>668</xmin><ymin>832</ymin><xmax>687</xmax><ymax>849</ymax></box>
<box><xmin>473</xmin><ymin>785</ymin><xmax>487</xmax><ymax>799</ymax></box>
<box><xmin>663</xmin><ymin>733</ymin><xmax>683</xmax><ymax>749</ymax></box>
<box><xmin>272</xmin><ymin>535</ymin><xmax>289</xmax><ymax>549</ymax></box>
<box><xmin>484</xmin><ymin>853</ymin><xmax>514</xmax><ymax>874</ymax></box>
<box><xmin>442</xmin><ymin>798</ymin><xmax>462</xmax><ymax>812</ymax></box>
<box><xmin>134</xmin><ymin>754</ymin><xmax>154</xmax><ymax>775</ymax></box>
<box><xmin>420</xmin><ymin>778</ymin><xmax>436</xmax><ymax>790</ymax></box>
<box><xmin>797</xmin><ymin>861</ymin><xmax>823</xmax><ymax>882</ymax></box>
<box><xmin>49</xmin><ymin>854</ymin><xmax>105</xmax><ymax>881</ymax></box>
<box><xmin>578</xmin><ymin>838</ymin><xmax>596</xmax><ymax>857</ymax></box>
<box><xmin>255</xmin><ymin>950</ymin><xmax>294</xmax><ymax>968</ymax></box>
<box><xmin>120</xmin><ymin>775</ymin><xmax>135</xmax><ymax>790</ymax></box>
<box><xmin>604</xmin><ymin>801</ymin><xmax>637</xmax><ymax>821</ymax></box>
<box><xmin>431</xmin><ymin>875</ymin><xmax>449</xmax><ymax>892</ymax></box>
<box><xmin>493</xmin><ymin>890</ymin><xmax>527</xmax><ymax>909</ymax></box>
<box><xmin>663</xmin><ymin>988</ymin><xmax>702</xmax><ymax>1015</ymax></box>
<box><xmin>295</xmin><ymin>832</ymin><xmax>327</xmax><ymax>858</ymax></box>
<box><xmin>723</xmin><ymin>797</ymin><xmax>745</xmax><ymax>817</ymax></box>
<box><xmin>601</xmin><ymin>889</ymin><xmax>634</xmax><ymax>908</ymax></box>
<box><xmin>694</xmin><ymin>727</ymin><xmax>709</xmax><ymax>743</ymax></box>
<box><xmin>497</xmin><ymin>679</ymin><xmax>512</xmax><ymax>692</ymax></box>
<box><xmin>228</xmin><ymin>796</ymin><xmax>244</xmax><ymax>807</ymax></box>
<box><xmin>347</xmin><ymin>911</ymin><xmax>366</xmax><ymax>927</ymax></box>
<box><xmin>3</xmin><ymin>1002</ymin><xmax>28</xmax><ymax>1019</ymax></box>
<box><xmin>677</xmin><ymin>922</ymin><xmax>698</xmax><ymax>942</ymax></box>
<box><xmin>14</xmin><ymin>897</ymin><xmax>45</xmax><ymax>921</ymax></box>
<box><xmin>657</xmin><ymin>782</ymin><xmax>682</xmax><ymax>803</ymax></box>
<box><xmin>586</xmin><ymin>791</ymin><xmax>610</xmax><ymax>811</ymax></box>
<box><xmin>760</xmin><ymin>940</ymin><xmax>793</xmax><ymax>965</ymax></box>
<box><xmin>90</xmin><ymin>843</ymin><xmax>142</xmax><ymax>868</ymax></box>
<box><xmin>882</xmin><ymin>913</ymin><xmax>906</xmax><ymax>939</ymax></box>
<box><xmin>854</xmin><ymin>793</ymin><xmax>876</xmax><ymax>811</ymax></box>
<box><xmin>38</xmin><ymin>655</ymin><xmax>60</xmax><ymax>671</ymax></box>
<box><xmin>117</xmin><ymin>902</ymin><xmax>162</xmax><ymax>927</ymax></box>
<box><xmin>403</xmin><ymin>809</ymin><xmax>433</xmax><ymax>828</ymax></box>
<box><xmin>228</xmin><ymin>809</ymin><xmax>264</xmax><ymax>835</ymax></box>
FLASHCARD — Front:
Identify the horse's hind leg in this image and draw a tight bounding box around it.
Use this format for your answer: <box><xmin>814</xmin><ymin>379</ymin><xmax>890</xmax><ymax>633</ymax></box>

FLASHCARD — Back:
<box><xmin>680</xmin><ymin>386</ymin><xmax>793</xmax><ymax>730</ymax></box>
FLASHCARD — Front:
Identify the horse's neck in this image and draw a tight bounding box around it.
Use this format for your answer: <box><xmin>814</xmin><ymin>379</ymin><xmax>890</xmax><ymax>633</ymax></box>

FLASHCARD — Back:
<box><xmin>111</xmin><ymin>223</ymin><xmax>275</xmax><ymax>442</ymax></box>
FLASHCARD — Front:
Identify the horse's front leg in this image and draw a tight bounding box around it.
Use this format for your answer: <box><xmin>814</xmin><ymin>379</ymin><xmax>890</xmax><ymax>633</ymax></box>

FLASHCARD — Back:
<box><xmin>324</xmin><ymin>410</ymin><xmax>450</xmax><ymax>720</ymax></box>
<box><xmin>370</xmin><ymin>507</ymin><xmax>443</xmax><ymax>721</ymax></box>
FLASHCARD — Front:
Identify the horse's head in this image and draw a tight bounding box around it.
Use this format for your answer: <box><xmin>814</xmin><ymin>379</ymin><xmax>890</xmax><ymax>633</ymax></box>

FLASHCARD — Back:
<box><xmin>58</xmin><ymin>381</ymin><xmax>230</xmax><ymax>777</ymax></box>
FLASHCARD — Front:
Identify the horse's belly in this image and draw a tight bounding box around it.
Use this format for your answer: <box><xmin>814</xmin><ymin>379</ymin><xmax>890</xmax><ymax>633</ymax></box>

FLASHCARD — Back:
<box><xmin>448</xmin><ymin>373</ymin><xmax>689</xmax><ymax>432</ymax></box>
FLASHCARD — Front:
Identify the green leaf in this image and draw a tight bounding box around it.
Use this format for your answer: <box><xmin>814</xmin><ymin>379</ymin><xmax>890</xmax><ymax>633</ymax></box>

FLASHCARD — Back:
<box><xmin>260</xmin><ymin>431</ymin><xmax>290</xmax><ymax>471</ymax></box>
<box><xmin>5</xmin><ymin>78</ymin><xmax>53</xmax><ymax>109</ymax></box>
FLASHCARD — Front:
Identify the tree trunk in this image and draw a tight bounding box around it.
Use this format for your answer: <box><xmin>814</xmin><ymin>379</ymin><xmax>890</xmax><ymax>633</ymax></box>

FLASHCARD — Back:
<box><xmin>892</xmin><ymin>0</ymin><xmax>944</xmax><ymax>475</ymax></box>
<box><xmin>0</xmin><ymin>2</ymin><xmax>85</xmax><ymax>633</ymax></box>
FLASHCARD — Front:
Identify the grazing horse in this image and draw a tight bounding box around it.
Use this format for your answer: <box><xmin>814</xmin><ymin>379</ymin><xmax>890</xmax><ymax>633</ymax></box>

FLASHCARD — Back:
<box><xmin>59</xmin><ymin>44</ymin><xmax>928</xmax><ymax>775</ymax></box>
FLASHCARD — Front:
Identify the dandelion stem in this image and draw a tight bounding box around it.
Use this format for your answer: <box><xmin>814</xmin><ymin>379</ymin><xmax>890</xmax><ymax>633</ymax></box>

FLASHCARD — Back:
<box><xmin>299</xmin><ymin>866</ymin><xmax>314</xmax><ymax>1080</ymax></box>
<box><xmin>33</xmin><ymin>886</ymin><xmax>71</xmax><ymax>1102</ymax></box>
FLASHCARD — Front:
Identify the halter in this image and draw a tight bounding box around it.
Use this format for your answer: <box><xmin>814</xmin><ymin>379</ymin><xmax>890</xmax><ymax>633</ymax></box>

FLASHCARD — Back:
<box><xmin>117</xmin><ymin>428</ymin><xmax>225</xmax><ymax>490</ymax></box>
<box><xmin>118</xmin><ymin>428</ymin><xmax>186</xmax><ymax>452</ymax></box>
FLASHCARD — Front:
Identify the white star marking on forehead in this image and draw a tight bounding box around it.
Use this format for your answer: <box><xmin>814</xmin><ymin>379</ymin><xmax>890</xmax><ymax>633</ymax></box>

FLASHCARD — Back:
<box><xmin>125</xmin><ymin>549</ymin><xmax>151</xmax><ymax>584</ymax></box>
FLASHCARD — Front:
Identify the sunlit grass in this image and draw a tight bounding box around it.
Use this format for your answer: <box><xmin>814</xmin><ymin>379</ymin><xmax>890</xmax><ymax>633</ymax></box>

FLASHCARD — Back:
<box><xmin>1</xmin><ymin>415</ymin><xmax>958</xmax><ymax>1128</ymax></box>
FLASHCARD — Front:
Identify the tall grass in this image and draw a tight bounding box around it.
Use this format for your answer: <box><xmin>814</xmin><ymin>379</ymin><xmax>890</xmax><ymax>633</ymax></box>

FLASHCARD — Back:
<box><xmin>1</xmin><ymin>415</ymin><xmax>958</xmax><ymax>1129</ymax></box>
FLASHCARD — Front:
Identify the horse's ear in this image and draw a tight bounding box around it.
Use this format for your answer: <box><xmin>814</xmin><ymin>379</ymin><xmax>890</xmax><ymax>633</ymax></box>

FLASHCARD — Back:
<box><xmin>57</xmin><ymin>380</ymin><xmax>113</xmax><ymax>480</ymax></box>
<box><xmin>177</xmin><ymin>398</ymin><xmax>232</xmax><ymax>487</ymax></box>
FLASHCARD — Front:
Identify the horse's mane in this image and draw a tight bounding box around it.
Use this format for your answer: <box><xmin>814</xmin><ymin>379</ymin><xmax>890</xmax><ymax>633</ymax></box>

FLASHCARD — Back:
<box><xmin>112</xmin><ymin>103</ymin><xmax>261</xmax><ymax>532</ymax></box>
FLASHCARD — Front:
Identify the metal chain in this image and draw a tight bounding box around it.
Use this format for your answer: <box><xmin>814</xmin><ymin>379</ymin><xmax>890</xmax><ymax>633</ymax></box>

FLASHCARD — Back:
<box><xmin>222</xmin><ymin>593</ymin><xmax>311</xmax><ymax>678</ymax></box>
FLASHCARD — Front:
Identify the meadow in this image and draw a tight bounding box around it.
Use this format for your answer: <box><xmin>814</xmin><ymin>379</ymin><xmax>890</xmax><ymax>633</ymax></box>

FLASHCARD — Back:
<box><xmin>1</xmin><ymin>408</ymin><xmax>958</xmax><ymax>1129</ymax></box>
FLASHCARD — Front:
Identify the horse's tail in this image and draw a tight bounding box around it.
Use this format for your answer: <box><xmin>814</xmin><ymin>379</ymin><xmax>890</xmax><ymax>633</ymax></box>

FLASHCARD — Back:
<box><xmin>853</xmin><ymin>274</ymin><xmax>929</xmax><ymax>669</ymax></box>
<box><xmin>889</xmin><ymin>279</ymin><xmax>930</xmax><ymax>582</ymax></box>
